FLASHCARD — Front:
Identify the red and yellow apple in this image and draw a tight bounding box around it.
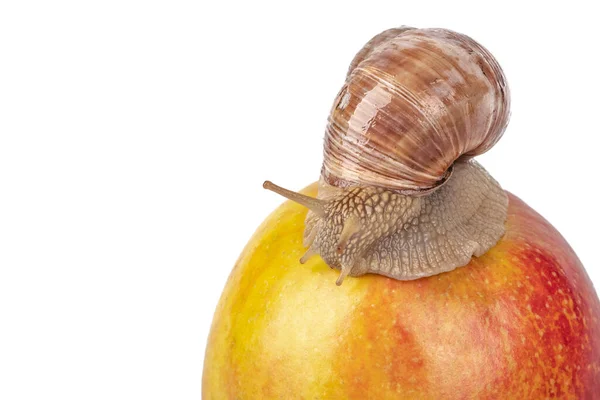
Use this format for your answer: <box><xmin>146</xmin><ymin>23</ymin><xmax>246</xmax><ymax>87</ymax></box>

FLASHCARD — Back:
<box><xmin>202</xmin><ymin>184</ymin><xmax>600</xmax><ymax>399</ymax></box>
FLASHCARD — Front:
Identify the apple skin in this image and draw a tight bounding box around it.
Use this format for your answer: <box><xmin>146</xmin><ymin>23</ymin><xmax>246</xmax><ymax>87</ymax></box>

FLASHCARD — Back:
<box><xmin>203</xmin><ymin>184</ymin><xmax>600</xmax><ymax>399</ymax></box>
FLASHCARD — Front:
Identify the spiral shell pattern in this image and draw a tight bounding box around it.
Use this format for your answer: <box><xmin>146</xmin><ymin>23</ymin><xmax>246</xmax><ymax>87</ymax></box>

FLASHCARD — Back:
<box><xmin>322</xmin><ymin>28</ymin><xmax>510</xmax><ymax>193</ymax></box>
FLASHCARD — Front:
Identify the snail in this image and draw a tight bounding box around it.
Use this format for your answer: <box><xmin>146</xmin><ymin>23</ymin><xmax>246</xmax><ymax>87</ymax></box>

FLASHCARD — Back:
<box><xmin>264</xmin><ymin>27</ymin><xmax>511</xmax><ymax>285</ymax></box>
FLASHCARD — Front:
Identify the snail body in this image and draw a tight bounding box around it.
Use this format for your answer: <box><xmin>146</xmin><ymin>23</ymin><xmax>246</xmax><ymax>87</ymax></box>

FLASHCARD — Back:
<box><xmin>264</xmin><ymin>27</ymin><xmax>511</xmax><ymax>285</ymax></box>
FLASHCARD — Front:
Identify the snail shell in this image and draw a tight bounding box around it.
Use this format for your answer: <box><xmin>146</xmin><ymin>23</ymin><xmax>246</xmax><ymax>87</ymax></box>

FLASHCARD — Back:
<box><xmin>264</xmin><ymin>27</ymin><xmax>510</xmax><ymax>285</ymax></box>
<box><xmin>322</xmin><ymin>27</ymin><xmax>510</xmax><ymax>193</ymax></box>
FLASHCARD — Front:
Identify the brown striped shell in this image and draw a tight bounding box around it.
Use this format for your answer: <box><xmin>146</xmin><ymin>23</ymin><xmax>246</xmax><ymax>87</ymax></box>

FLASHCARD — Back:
<box><xmin>321</xmin><ymin>27</ymin><xmax>510</xmax><ymax>193</ymax></box>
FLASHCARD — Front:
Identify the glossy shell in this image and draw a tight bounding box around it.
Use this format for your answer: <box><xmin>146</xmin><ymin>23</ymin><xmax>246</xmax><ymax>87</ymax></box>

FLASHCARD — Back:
<box><xmin>322</xmin><ymin>28</ymin><xmax>511</xmax><ymax>192</ymax></box>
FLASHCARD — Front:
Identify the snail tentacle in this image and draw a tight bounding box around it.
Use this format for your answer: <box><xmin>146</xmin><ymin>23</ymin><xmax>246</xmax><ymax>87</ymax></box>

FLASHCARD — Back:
<box><xmin>263</xmin><ymin>181</ymin><xmax>326</xmax><ymax>217</ymax></box>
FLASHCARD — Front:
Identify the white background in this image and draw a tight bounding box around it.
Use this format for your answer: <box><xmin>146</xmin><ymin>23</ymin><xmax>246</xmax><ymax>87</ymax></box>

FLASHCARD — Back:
<box><xmin>1</xmin><ymin>1</ymin><xmax>598</xmax><ymax>399</ymax></box>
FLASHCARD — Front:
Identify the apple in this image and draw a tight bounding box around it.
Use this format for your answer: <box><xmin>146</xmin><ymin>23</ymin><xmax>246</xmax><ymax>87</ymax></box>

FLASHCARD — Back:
<box><xmin>202</xmin><ymin>184</ymin><xmax>600</xmax><ymax>399</ymax></box>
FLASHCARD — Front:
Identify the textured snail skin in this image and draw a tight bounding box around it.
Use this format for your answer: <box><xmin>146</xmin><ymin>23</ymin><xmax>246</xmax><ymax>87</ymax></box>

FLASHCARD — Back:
<box><xmin>203</xmin><ymin>184</ymin><xmax>600</xmax><ymax>398</ymax></box>
<box><xmin>304</xmin><ymin>160</ymin><xmax>507</xmax><ymax>284</ymax></box>
<box><xmin>264</xmin><ymin>27</ymin><xmax>511</xmax><ymax>283</ymax></box>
